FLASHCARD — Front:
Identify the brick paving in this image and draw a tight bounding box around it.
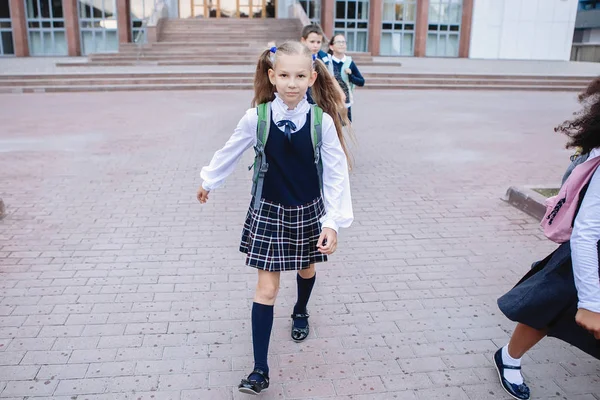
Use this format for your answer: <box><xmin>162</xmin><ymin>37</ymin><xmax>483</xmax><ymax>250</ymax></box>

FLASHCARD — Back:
<box><xmin>0</xmin><ymin>90</ymin><xmax>599</xmax><ymax>399</ymax></box>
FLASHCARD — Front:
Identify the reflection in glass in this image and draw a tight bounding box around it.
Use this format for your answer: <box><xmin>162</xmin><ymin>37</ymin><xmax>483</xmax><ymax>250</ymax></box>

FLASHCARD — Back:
<box><xmin>1</xmin><ymin>31</ymin><xmax>14</xmax><ymax>55</ymax></box>
<box><xmin>347</xmin><ymin>1</ymin><xmax>355</xmax><ymax>19</ymax></box>
<box><xmin>380</xmin><ymin>0</ymin><xmax>415</xmax><ymax>56</ymax></box>
<box><xmin>0</xmin><ymin>0</ymin><xmax>10</xmax><ymax>18</ymax></box>
<box><xmin>25</xmin><ymin>0</ymin><xmax>67</xmax><ymax>55</ymax></box>
<box><xmin>426</xmin><ymin>0</ymin><xmax>462</xmax><ymax>57</ymax></box>
<box><xmin>334</xmin><ymin>1</ymin><xmax>369</xmax><ymax>52</ymax></box>
<box><xmin>79</xmin><ymin>0</ymin><xmax>118</xmax><ymax>54</ymax></box>
<box><xmin>220</xmin><ymin>0</ymin><xmax>235</xmax><ymax>17</ymax></box>
<box><xmin>336</xmin><ymin>1</ymin><xmax>345</xmax><ymax>19</ymax></box>
<box><xmin>183</xmin><ymin>0</ymin><xmax>274</xmax><ymax>18</ymax></box>
<box><xmin>299</xmin><ymin>0</ymin><xmax>321</xmax><ymax>22</ymax></box>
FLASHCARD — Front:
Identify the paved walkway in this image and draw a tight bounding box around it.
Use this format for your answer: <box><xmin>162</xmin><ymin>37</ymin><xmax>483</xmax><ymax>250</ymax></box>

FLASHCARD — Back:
<box><xmin>0</xmin><ymin>90</ymin><xmax>599</xmax><ymax>399</ymax></box>
<box><xmin>1</xmin><ymin>56</ymin><xmax>599</xmax><ymax>76</ymax></box>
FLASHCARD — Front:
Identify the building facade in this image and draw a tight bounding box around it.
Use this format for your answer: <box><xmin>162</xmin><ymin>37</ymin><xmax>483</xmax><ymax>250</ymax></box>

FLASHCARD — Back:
<box><xmin>0</xmin><ymin>0</ymin><xmax>578</xmax><ymax>60</ymax></box>
<box><xmin>573</xmin><ymin>0</ymin><xmax>600</xmax><ymax>43</ymax></box>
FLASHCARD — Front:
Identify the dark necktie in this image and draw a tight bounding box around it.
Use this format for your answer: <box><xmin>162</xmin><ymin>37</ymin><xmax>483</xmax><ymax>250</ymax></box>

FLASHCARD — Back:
<box><xmin>276</xmin><ymin>119</ymin><xmax>297</xmax><ymax>141</ymax></box>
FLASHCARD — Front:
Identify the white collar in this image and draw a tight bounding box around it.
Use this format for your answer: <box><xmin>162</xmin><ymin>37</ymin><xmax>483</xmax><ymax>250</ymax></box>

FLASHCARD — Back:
<box><xmin>272</xmin><ymin>93</ymin><xmax>310</xmax><ymax>118</ymax></box>
<box><xmin>332</xmin><ymin>54</ymin><xmax>346</xmax><ymax>63</ymax></box>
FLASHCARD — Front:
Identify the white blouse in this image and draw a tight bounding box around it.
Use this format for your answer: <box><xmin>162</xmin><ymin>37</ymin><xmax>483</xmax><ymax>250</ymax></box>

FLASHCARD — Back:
<box><xmin>572</xmin><ymin>147</ymin><xmax>600</xmax><ymax>313</ymax></box>
<box><xmin>200</xmin><ymin>94</ymin><xmax>354</xmax><ymax>233</ymax></box>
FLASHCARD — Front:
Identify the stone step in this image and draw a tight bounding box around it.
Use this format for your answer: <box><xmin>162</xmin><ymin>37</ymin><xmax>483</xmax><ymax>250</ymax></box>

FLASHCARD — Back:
<box><xmin>158</xmin><ymin>27</ymin><xmax>298</xmax><ymax>30</ymax></box>
<box><xmin>88</xmin><ymin>54</ymin><xmax>376</xmax><ymax>61</ymax></box>
<box><xmin>160</xmin><ymin>20</ymin><xmax>299</xmax><ymax>26</ymax></box>
<box><xmin>158</xmin><ymin>36</ymin><xmax>297</xmax><ymax>41</ymax></box>
<box><xmin>0</xmin><ymin>77</ymin><xmax>590</xmax><ymax>87</ymax></box>
<box><xmin>158</xmin><ymin>34</ymin><xmax>297</xmax><ymax>38</ymax></box>
<box><xmin>0</xmin><ymin>83</ymin><xmax>585</xmax><ymax>94</ymax></box>
<box><xmin>94</xmin><ymin>51</ymin><xmax>265</xmax><ymax>57</ymax></box>
<box><xmin>122</xmin><ymin>42</ymin><xmax>256</xmax><ymax>48</ymax></box>
<box><xmin>159</xmin><ymin>31</ymin><xmax>297</xmax><ymax>35</ymax></box>
<box><xmin>0</xmin><ymin>72</ymin><xmax>592</xmax><ymax>81</ymax></box>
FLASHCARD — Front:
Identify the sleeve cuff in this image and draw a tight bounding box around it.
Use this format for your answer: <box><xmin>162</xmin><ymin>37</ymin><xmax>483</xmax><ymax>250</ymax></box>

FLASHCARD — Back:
<box><xmin>321</xmin><ymin>219</ymin><xmax>339</xmax><ymax>233</ymax></box>
<box><xmin>201</xmin><ymin>181</ymin><xmax>212</xmax><ymax>191</ymax></box>
<box><xmin>578</xmin><ymin>301</ymin><xmax>600</xmax><ymax>314</ymax></box>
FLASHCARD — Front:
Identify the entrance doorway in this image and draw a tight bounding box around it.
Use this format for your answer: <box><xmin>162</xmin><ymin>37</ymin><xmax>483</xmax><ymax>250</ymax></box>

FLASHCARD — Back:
<box><xmin>190</xmin><ymin>0</ymin><xmax>275</xmax><ymax>18</ymax></box>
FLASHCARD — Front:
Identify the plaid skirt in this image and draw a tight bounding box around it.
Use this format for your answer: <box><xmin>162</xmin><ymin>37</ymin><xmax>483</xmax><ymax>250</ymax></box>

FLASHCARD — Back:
<box><xmin>239</xmin><ymin>197</ymin><xmax>328</xmax><ymax>272</ymax></box>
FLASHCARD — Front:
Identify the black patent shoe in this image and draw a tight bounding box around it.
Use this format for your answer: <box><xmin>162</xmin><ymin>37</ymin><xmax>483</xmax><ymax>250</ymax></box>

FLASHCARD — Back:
<box><xmin>238</xmin><ymin>368</ymin><xmax>269</xmax><ymax>395</ymax></box>
<box><xmin>493</xmin><ymin>348</ymin><xmax>531</xmax><ymax>400</ymax></box>
<box><xmin>291</xmin><ymin>312</ymin><xmax>310</xmax><ymax>342</ymax></box>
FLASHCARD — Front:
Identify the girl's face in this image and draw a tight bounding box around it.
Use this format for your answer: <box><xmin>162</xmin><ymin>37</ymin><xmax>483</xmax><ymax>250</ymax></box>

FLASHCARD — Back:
<box><xmin>268</xmin><ymin>53</ymin><xmax>317</xmax><ymax>109</ymax></box>
<box><xmin>330</xmin><ymin>35</ymin><xmax>347</xmax><ymax>55</ymax></box>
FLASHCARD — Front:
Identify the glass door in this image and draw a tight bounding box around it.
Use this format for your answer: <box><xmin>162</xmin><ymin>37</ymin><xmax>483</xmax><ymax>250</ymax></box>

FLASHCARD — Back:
<box><xmin>190</xmin><ymin>0</ymin><xmax>274</xmax><ymax>18</ymax></box>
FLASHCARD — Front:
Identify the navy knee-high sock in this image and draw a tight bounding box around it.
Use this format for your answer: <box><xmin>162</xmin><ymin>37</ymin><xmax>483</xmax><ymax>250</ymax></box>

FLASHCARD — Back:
<box><xmin>293</xmin><ymin>273</ymin><xmax>316</xmax><ymax>329</ymax></box>
<box><xmin>250</xmin><ymin>302</ymin><xmax>273</xmax><ymax>381</ymax></box>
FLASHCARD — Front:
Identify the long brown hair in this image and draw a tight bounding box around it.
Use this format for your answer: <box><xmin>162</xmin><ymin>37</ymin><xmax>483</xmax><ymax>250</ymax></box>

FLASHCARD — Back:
<box><xmin>251</xmin><ymin>41</ymin><xmax>352</xmax><ymax>162</ymax></box>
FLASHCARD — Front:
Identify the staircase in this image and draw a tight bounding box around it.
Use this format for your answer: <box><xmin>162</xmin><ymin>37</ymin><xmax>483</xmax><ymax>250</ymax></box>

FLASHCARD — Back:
<box><xmin>0</xmin><ymin>18</ymin><xmax>595</xmax><ymax>93</ymax></box>
<box><xmin>0</xmin><ymin>72</ymin><xmax>593</xmax><ymax>93</ymax></box>
<box><xmin>56</xmin><ymin>18</ymin><xmax>379</xmax><ymax>67</ymax></box>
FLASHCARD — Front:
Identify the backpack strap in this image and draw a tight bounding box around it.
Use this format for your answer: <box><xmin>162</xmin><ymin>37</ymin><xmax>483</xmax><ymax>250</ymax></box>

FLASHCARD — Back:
<box><xmin>326</xmin><ymin>54</ymin><xmax>334</xmax><ymax>76</ymax></box>
<box><xmin>341</xmin><ymin>56</ymin><xmax>353</xmax><ymax>85</ymax></box>
<box><xmin>250</xmin><ymin>102</ymin><xmax>271</xmax><ymax>209</ymax></box>
<box><xmin>310</xmin><ymin>104</ymin><xmax>324</xmax><ymax>191</ymax></box>
<box><xmin>341</xmin><ymin>56</ymin><xmax>355</xmax><ymax>105</ymax></box>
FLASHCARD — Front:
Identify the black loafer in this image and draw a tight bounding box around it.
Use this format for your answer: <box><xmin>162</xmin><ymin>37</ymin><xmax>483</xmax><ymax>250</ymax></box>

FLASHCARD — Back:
<box><xmin>238</xmin><ymin>368</ymin><xmax>269</xmax><ymax>395</ymax></box>
<box><xmin>291</xmin><ymin>312</ymin><xmax>310</xmax><ymax>342</ymax></box>
<box><xmin>493</xmin><ymin>348</ymin><xmax>530</xmax><ymax>400</ymax></box>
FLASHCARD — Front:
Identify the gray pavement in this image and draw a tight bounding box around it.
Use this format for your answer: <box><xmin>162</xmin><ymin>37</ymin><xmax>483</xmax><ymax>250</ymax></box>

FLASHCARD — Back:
<box><xmin>0</xmin><ymin>89</ymin><xmax>599</xmax><ymax>399</ymax></box>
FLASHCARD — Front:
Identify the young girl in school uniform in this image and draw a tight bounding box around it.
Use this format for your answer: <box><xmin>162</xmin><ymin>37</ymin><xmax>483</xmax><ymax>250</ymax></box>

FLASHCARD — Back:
<box><xmin>196</xmin><ymin>41</ymin><xmax>353</xmax><ymax>395</ymax></box>
<box><xmin>495</xmin><ymin>78</ymin><xmax>600</xmax><ymax>400</ymax></box>
<box><xmin>328</xmin><ymin>34</ymin><xmax>365</xmax><ymax>122</ymax></box>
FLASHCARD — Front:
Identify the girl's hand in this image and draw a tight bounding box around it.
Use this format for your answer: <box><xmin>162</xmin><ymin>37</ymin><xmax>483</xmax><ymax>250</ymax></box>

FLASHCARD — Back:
<box><xmin>317</xmin><ymin>228</ymin><xmax>337</xmax><ymax>255</ymax></box>
<box><xmin>197</xmin><ymin>186</ymin><xmax>210</xmax><ymax>204</ymax></box>
<box><xmin>575</xmin><ymin>308</ymin><xmax>600</xmax><ymax>339</ymax></box>
<box><xmin>345</xmin><ymin>68</ymin><xmax>352</xmax><ymax>75</ymax></box>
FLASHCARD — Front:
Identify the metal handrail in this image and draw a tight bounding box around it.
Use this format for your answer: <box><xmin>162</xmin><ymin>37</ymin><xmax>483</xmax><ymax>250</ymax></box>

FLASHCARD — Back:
<box><xmin>135</xmin><ymin>0</ymin><xmax>166</xmax><ymax>62</ymax></box>
<box><xmin>134</xmin><ymin>18</ymin><xmax>149</xmax><ymax>61</ymax></box>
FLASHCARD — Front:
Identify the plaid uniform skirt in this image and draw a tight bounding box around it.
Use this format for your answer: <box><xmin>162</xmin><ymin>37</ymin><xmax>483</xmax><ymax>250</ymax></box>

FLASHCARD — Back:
<box><xmin>239</xmin><ymin>197</ymin><xmax>328</xmax><ymax>272</ymax></box>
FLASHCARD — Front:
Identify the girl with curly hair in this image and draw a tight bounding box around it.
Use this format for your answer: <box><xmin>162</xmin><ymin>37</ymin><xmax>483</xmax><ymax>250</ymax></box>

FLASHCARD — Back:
<box><xmin>494</xmin><ymin>78</ymin><xmax>600</xmax><ymax>400</ymax></box>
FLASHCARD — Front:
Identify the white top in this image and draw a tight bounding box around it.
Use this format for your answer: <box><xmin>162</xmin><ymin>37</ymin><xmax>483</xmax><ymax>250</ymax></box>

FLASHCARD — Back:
<box><xmin>572</xmin><ymin>147</ymin><xmax>600</xmax><ymax>313</ymax></box>
<box><xmin>200</xmin><ymin>94</ymin><xmax>353</xmax><ymax>233</ymax></box>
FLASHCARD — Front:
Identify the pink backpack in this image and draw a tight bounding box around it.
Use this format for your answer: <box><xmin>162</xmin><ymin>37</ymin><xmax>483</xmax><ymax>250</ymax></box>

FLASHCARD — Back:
<box><xmin>541</xmin><ymin>156</ymin><xmax>600</xmax><ymax>243</ymax></box>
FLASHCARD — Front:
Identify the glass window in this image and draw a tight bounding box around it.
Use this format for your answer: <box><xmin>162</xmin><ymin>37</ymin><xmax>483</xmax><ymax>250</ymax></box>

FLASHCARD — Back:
<box><xmin>299</xmin><ymin>0</ymin><xmax>321</xmax><ymax>23</ymax></box>
<box><xmin>0</xmin><ymin>0</ymin><xmax>11</xmax><ymax>19</ymax></box>
<box><xmin>426</xmin><ymin>0</ymin><xmax>462</xmax><ymax>57</ymax></box>
<box><xmin>334</xmin><ymin>0</ymin><xmax>369</xmax><ymax>52</ymax></box>
<box><xmin>0</xmin><ymin>0</ymin><xmax>13</xmax><ymax>55</ymax></box>
<box><xmin>380</xmin><ymin>0</ymin><xmax>415</xmax><ymax>56</ymax></box>
<box><xmin>79</xmin><ymin>0</ymin><xmax>118</xmax><ymax>55</ymax></box>
<box><xmin>25</xmin><ymin>0</ymin><xmax>67</xmax><ymax>56</ymax></box>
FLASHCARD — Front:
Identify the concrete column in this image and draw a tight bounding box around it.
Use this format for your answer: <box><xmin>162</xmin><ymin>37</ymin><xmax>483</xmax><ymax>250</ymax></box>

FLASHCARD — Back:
<box><xmin>368</xmin><ymin>0</ymin><xmax>382</xmax><ymax>55</ymax></box>
<box><xmin>117</xmin><ymin>0</ymin><xmax>131</xmax><ymax>43</ymax></box>
<box><xmin>414</xmin><ymin>0</ymin><xmax>429</xmax><ymax>57</ymax></box>
<box><xmin>458</xmin><ymin>0</ymin><xmax>474</xmax><ymax>58</ymax></box>
<box><xmin>9</xmin><ymin>0</ymin><xmax>29</xmax><ymax>56</ymax></box>
<box><xmin>63</xmin><ymin>0</ymin><xmax>81</xmax><ymax>56</ymax></box>
<box><xmin>321</xmin><ymin>0</ymin><xmax>334</xmax><ymax>39</ymax></box>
